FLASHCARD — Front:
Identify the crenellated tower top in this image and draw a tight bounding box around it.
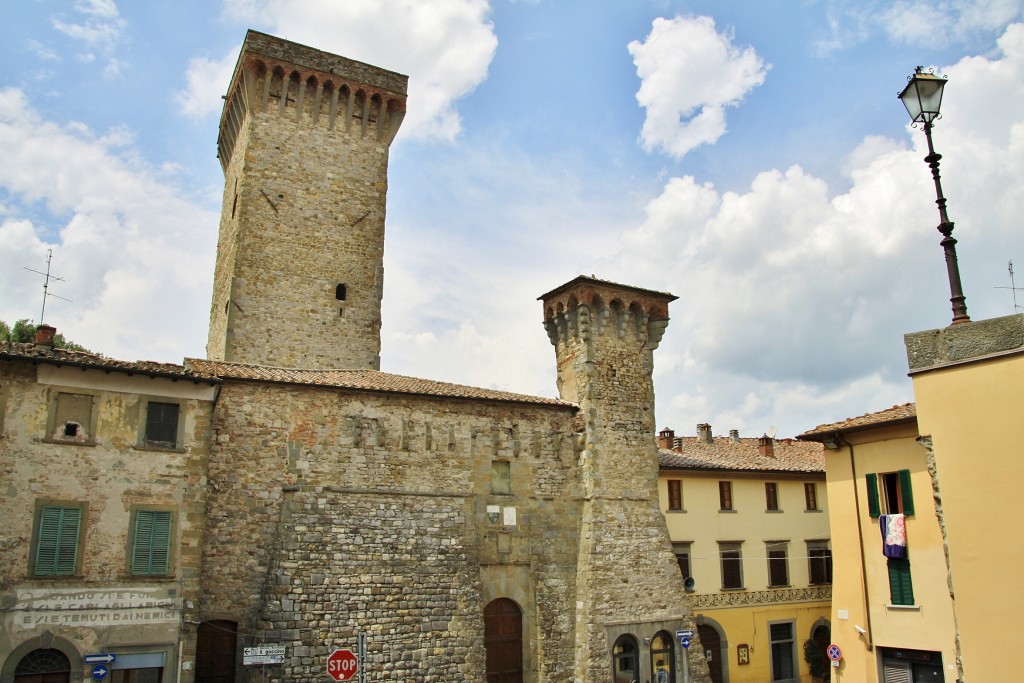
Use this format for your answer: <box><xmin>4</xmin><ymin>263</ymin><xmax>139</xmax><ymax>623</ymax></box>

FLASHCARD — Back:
<box><xmin>217</xmin><ymin>30</ymin><xmax>408</xmax><ymax>173</ymax></box>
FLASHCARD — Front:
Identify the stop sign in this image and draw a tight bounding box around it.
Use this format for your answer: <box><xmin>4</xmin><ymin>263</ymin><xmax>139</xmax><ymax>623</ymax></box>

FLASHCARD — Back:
<box><xmin>327</xmin><ymin>648</ymin><xmax>358</xmax><ymax>681</ymax></box>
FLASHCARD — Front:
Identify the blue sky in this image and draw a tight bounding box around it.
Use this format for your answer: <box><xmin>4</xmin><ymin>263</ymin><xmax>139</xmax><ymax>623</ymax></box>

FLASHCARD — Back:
<box><xmin>2</xmin><ymin>0</ymin><xmax>1022</xmax><ymax>437</ymax></box>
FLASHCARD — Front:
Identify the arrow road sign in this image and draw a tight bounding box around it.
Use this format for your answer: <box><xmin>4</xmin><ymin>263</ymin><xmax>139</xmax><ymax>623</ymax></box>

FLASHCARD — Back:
<box><xmin>92</xmin><ymin>665</ymin><xmax>109</xmax><ymax>680</ymax></box>
<box><xmin>84</xmin><ymin>655</ymin><xmax>117</xmax><ymax>664</ymax></box>
<box><xmin>680</xmin><ymin>637</ymin><xmax>691</xmax><ymax>649</ymax></box>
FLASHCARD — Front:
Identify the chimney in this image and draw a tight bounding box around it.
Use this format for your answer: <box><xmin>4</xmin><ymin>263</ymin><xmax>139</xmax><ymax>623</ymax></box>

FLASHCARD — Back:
<box><xmin>758</xmin><ymin>435</ymin><xmax>774</xmax><ymax>457</ymax></box>
<box><xmin>34</xmin><ymin>324</ymin><xmax>56</xmax><ymax>348</ymax></box>
<box><xmin>697</xmin><ymin>423</ymin><xmax>712</xmax><ymax>444</ymax></box>
<box><xmin>672</xmin><ymin>437</ymin><xmax>682</xmax><ymax>453</ymax></box>
<box><xmin>658</xmin><ymin>428</ymin><xmax>675</xmax><ymax>450</ymax></box>
<box><xmin>729</xmin><ymin>429</ymin><xmax>740</xmax><ymax>444</ymax></box>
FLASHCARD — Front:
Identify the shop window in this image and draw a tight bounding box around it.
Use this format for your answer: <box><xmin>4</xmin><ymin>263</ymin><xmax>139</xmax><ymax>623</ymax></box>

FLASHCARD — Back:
<box><xmin>612</xmin><ymin>634</ymin><xmax>639</xmax><ymax>683</ymax></box>
<box><xmin>769</xmin><ymin>621</ymin><xmax>797</xmax><ymax>682</ymax></box>
<box><xmin>32</xmin><ymin>505</ymin><xmax>83</xmax><ymax>576</ymax></box>
<box><xmin>650</xmin><ymin>631</ymin><xmax>675</xmax><ymax>683</ymax></box>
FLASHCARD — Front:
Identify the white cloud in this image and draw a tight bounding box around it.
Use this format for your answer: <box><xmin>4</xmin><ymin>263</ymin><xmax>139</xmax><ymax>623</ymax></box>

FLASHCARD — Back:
<box><xmin>50</xmin><ymin>0</ymin><xmax>127</xmax><ymax>76</ymax></box>
<box><xmin>628</xmin><ymin>15</ymin><xmax>769</xmax><ymax>159</ymax></box>
<box><xmin>204</xmin><ymin>0</ymin><xmax>498</xmax><ymax>140</ymax></box>
<box><xmin>0</xmin><ymin>88</ymin><xmax>217</xmax><ymax>361</ymax></box>
<box><xmin>176</xmin><ymin>49</ymin><xmax>241</xmax><ymax>119</ymax></box>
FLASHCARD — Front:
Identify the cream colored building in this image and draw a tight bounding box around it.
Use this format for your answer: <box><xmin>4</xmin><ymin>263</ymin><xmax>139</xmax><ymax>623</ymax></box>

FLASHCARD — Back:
<box><xmin>658</xmin><ymin>425</ymin><xmax>831</xmax><ymax>683</ymax></box>
<box><xmin>798</xmin><ymin>405</ymin><xmax>956</xmax><ymax>683</ymax></box>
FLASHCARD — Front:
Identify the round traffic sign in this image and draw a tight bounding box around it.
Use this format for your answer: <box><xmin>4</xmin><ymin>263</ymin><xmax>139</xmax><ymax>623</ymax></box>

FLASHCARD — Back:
<box><xmin>827</xmin><ymin>644</ymin><xmax>842</xmax><ymax>662</ymax></box>
<box><xmin>327</xmin><ymin>648</ymin><xmax>358</xmax><ymax>681</ymax></box>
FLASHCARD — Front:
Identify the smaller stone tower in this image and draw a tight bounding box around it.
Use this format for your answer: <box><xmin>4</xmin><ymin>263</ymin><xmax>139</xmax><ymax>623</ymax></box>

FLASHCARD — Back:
<box><xmin>540</xmin><ymin>276</ymin><xmax>710</xmax><ymax>683</ymax></box>
<box><xmin>207</xmin><ymin>31</ymin><xmax>408</xmax><ymax>369</ymax></box>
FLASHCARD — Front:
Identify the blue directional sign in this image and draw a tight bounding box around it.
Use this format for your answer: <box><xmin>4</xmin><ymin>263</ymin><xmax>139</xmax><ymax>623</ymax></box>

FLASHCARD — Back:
<box><xmin>680</xmin><ymin>637</ymin><xmax>691</xmax><ymax>649</ymax></box>
<box><xmin>84</xmin><ymin>655</ymin><xmax>117</xmax><ymax>664</ymax></box>
<box><xmin>92</xmin><ymin>664</ymin><xmax>110</xmax><ymax>680</ymax></box>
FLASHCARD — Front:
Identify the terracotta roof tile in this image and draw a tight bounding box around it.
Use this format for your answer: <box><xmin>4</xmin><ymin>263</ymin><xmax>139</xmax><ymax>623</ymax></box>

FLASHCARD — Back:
<box><xmin>659</xmin><ymin>436</ymin><xmax>824</xmax><ymax>473</ymax></box>
<box><xmin>797</xmin><ymin>403</ymin><xmax>917</xmax><ymax>440</ymax></box>
<box><xmin>1</xmin><ymin>342</ymin><xmax>198</xmax><ymax>379</ymax></box>
<box><xmin>184</xmin><ymin>358</ymin><xmax>576</xmax><ymax>408</ymax></box>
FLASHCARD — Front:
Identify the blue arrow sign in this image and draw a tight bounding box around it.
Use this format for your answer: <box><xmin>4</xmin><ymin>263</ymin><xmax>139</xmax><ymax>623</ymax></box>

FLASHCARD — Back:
<box><xmin>84</xmin><ymin>655</ymin><xmax>117</xmax><ymax>664</ymax></box>
<box><xmin>92</xmin><ymin>664</ymin><xmax>109</xmax><ymax>680</ymax></box>
<box><xmin>676</xmin><ymin>630</ymin><xmax>694</xmax><ymax>638</ymax></box>
<box><xmin>680</xmin><ymin>637</ymin><xmax>691</xmax><ymax>649</ymax></box>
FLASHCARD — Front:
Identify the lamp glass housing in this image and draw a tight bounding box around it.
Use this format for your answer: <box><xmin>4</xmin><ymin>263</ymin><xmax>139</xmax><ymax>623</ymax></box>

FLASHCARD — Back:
<box><xmin>899</xmin><ymin>72</ymin><xmax>946</xmax><ymax>124</ymax></box>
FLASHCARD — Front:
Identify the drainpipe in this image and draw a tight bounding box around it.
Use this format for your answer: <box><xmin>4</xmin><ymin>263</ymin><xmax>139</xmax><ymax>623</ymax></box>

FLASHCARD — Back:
<box><xmin>834</xmin><ymin>433</ymin><xmax>874</xmax><ymax>651</ymax></box>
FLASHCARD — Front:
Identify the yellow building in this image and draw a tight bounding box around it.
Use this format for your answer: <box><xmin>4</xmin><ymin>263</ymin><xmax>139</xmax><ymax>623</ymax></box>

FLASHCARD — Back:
<box><xmin>904</xmin><ymin>313</ymin><xmax>1024</xmax><ymax>682</ymax></box>
<box><xmin>658</xmin><ymin>424</ymin><xmax>832</xmax><ymax>683</ymax></box>
<box><xmin>798</xmin><ymin>404</ymin><xmax>957</xmax><ymax>683</ymax></box>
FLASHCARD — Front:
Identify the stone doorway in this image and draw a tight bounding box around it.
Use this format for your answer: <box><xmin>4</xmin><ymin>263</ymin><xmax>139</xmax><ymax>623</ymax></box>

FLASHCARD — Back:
<box><xmin>195</xmin><ymin>620</ymin><xmax>237</xmax><ymax>683</ymax></box>
<box><xmin>484</xmin><ymin>598</ymin><xmax>523</xmax><ymax>683</ymax></box>
<box><xmin>13</xmin><ymin>649</ymin><xmax>71</xmax><ymax>683</ymax></box>
<box><xmin>699</xmin><ymin>624</ymin><xmax>724</xmax><ymax>683</ymax></box>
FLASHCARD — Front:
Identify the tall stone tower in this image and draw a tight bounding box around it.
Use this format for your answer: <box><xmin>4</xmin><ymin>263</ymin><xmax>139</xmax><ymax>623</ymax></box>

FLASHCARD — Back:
<box><xmin>540</xmin><ymin>276</ymin><xmax>710</xmax><ymax>682</ymax></box>
<box><xmin>207</xmin><ymin>30</ymin><xmax>407</xmax><ymax>369</ymax></box>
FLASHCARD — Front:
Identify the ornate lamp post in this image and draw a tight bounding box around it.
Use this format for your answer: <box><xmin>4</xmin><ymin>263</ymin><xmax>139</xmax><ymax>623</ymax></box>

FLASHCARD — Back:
<box><xmin>899</xmin><ymin>67</ymin><xmax>970</xmax><ymax>324</ymax></box>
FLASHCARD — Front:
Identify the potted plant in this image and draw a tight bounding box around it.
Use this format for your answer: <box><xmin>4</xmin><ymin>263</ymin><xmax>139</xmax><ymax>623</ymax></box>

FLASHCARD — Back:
<box><xmin>803</xmin><ymin>638</ymin><xmax>829</xmax><ymax>683</ymax></box>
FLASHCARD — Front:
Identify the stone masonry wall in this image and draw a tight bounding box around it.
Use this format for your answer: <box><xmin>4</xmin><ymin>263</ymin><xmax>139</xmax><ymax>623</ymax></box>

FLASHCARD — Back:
<box><xmin>208</xmin><ymin>34</ymin><xmax>406</xmax><ymax>371</ymax></box>
<box><xmin>202</xmin><ymin>380</ymin><xmax>582</xmax><ymax>682</ymax></box>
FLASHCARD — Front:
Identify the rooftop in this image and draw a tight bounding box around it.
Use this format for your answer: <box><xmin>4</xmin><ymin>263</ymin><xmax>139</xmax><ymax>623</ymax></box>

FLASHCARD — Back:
<box><xmin>659</xmin><ymin>435</ymin><xmax>824</xmax><ymax>473</ymax></box>
<box><xmin>797</xmin><ymin>403</ymin><xmax>917</xmax><ymax>440</ymax></box>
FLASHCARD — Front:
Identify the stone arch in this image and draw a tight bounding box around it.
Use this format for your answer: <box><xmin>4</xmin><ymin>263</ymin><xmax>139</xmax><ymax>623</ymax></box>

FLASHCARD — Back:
<box><xmin>696</xmin><ymin>615</ymin><xmax>730</xmax><ymax>683</ymax></box>
<box><xmin>0</xmin><ymin>633</ymin><xmax>79</xmax><ymax>683</ymax></box>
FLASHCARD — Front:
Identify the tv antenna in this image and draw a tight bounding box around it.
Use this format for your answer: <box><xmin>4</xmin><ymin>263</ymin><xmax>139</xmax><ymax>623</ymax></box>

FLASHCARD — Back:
<box><xmin>23</xmin><ymin>248</ymin><xmax>72</xmax><ymax>325</ymax></box>
<box><xmin>995</xmin><ymin>260</ymin><xmax>1024</xmax><ymax>313</ymax></box>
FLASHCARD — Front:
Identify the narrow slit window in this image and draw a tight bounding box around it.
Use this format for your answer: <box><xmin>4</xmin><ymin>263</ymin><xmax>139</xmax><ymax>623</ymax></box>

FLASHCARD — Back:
<box><xmin>336</xmin><ymin>284</ymin><xmax>347</xmax><ymax>301</ymax></box>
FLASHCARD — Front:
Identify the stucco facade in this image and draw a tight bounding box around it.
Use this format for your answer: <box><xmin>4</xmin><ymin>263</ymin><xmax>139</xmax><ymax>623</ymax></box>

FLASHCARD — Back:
<box><xmin>658</xmin><ymin>427</ymin><xmax>831</xmax><ymax>683</ymax></box>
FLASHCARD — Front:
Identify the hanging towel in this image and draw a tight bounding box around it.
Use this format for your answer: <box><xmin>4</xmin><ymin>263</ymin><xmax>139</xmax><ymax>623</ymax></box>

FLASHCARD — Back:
<box><xmin>880</xmin><ymin>513</ymin><xmax>907</xmax><ymax>558</ymax></box>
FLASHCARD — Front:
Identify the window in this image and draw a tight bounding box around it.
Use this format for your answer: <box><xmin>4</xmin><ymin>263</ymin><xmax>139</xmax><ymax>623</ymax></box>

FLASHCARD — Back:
<box><xmin>765</xmin><ymin>482</ymin><xmax>779</xmax><ymax>511</ymax></box>
<box><xmin>490</xmin><ymin>461</ymin><xmax>511</xmax><ymax>494</ymax></box>
<box><xmin>667</xmin><ymin>479</ymin><xmax>682</xmax><ymax>511</ymax></box>
<box><xmin>144</xmin><ymin>402</ymin><xmax>180</xmax><ymax>449</ymax></box>
<box><xmin>719</xmin><ymin>481</ymin><xmax>733</xmax><ymax>511</ymax></box>
<box><xmin>131</xmin><ymin>510</ymin><xmax>173</xmax><ymax>576</ymax></box>
<box><xmin>767</xmin><ymin>542</ymin><xmax>789</xmax><ymax>587</ymax></box>
<box><xmin>650</xmin><ymin>632</ymin><xmax>675</xmax><ymax>683</ymax></box>
<box><xmin>867</xmin><ymin>470</ymin><xmax>915</xmax><ymax>517</ymax></box>
<box><xmin>769</xmin><ymin>622</ymin><xmax>797</xmax><ymax>682</ymax></box>
<box><xmin>50</xmin><ymin>392</ymin><xmax>94</xmax><ymax>443</ymax></box>
<box><xmin>612</xmin><ymin>635</ymin><xmax>639</xmax><ymax>683</ymax></box>
<box><xmin>719</xmin><ymin>542</ymin><xmax>743</xmax><ymax>589</ymax></box>
<box><xmin>804</xmin><ymin>482</ymin><xmax>819</xmax><ymax>511</ymax></box>
<box><xmin>673</xmin><ymin>542</ymin><xmax>692</xmax><ymax>586</ymax></box>
<box><xmin>807</xmin><ymin>541</ymin><xmax>833</xmax><ymax>585</ymax></box>
<box><xmin>33</xmin><ymin>505</ymin><xmax>83</xmax><ymax>576</ymax></box>
<box><xmin>887</xmin><ymin>557</ymin><xmax>915</xmax><ymax>605</ymax></box>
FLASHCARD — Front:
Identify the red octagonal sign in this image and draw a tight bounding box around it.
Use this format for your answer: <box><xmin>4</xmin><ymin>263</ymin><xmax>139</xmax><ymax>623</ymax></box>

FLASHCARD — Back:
<box><xmin>327</xmin><ymin>648</ymin><xmax>358</xmax><ymax>681</ymax></box>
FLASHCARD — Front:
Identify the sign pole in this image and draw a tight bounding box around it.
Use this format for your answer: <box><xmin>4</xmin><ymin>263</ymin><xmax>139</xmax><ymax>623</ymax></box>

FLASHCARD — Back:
<box><xmin>358</xmin><ymin>632</ymin><xmax>367</xmax><ymax>683</ymax></box>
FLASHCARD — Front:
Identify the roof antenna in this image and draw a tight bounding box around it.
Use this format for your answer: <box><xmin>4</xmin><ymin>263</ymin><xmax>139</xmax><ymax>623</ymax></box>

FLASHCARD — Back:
<box><xmin>995</xmin><ymin>260</ymin><xmax>1024</xmax><ymax>313</ymax></box>
<box><xmin>23</xmin><ymin>248</ymin><xmax>72</xmax><ymax>325</ymax></box>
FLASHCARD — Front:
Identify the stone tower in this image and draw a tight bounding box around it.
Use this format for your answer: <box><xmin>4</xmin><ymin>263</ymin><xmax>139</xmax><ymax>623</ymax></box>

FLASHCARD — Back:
<box><xmin>540</xmin><ymin>276</ymin><xmax>710</xmax><ymax>682</ymax></box>
<box><xmin>207</xmin><ymin>30</ymin><xmax>407</xmax><ymax>369</ymax></box>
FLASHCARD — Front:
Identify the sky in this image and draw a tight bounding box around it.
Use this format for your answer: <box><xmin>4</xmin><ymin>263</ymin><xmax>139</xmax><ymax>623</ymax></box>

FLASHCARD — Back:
<box><xmin>2</xmin><ymin>0</ymin><xmax>1022</xmax><ymax>438</ymax></box>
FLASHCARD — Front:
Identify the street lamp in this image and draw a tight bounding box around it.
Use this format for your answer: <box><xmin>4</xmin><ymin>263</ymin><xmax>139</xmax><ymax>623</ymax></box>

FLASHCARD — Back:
<box><xmin>899</xmin><ymin>66</ymin><xmax>970</xmax><ymax>325</ymax></box>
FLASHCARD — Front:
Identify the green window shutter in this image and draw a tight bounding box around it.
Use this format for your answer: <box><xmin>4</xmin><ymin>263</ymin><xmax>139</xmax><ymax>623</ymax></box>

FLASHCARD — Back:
<box><xmin>35</xmin><ymin>506</ymin><xmax>81</xmax><ymax>576</ymax></box>
<box><xmin>866</xmin><ymin>473</ymin><xmax>880</xmax><ymax>518</ymax></box>
<box><xmin>898</xmin><ymin>469</ymin><xmax>915</xmax><ymax>515</ymax></box>
<box><xmin>132</xmin><ymin>511</ymin><xmax>172</xmax><ymax>576</ymax></box>
<box><xmin>887</xmin><ymin>558</ymin><xmax>915</xmax><ymax>605</ymax></box>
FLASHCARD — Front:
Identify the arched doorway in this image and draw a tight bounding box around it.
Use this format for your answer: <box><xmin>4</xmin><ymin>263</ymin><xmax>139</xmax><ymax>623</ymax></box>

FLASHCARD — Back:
<box><xmin>612</xmin><ymin>634</ymin><xmax>639</xmax><ymax>683</ymax></box>
<box><xmin>13</xmin><ymin>649</ymin><xmax>71</xmax><ymax>683</ymax></box>
<box><xmin>195</xmin><ymin>620</ymin><xmax>237</xmax><ymax>683</ymax></box>
<box><xmin>650</xmin><ymin>631</ymin><xmax>675</xmax><ymax>683</ymax></box>
<box><xmin>698</xmin><ymin>624</ymin><xmax>724</xmax><ymax>683</ymax></box>
<box><xmin>484</xmin><ymin>598</ymin><xmax>523</xmax><ymax>683</ymax></box>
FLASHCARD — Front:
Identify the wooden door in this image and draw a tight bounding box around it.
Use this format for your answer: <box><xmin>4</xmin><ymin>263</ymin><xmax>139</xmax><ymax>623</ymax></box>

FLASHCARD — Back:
<box><xmin>698</xmin><ymin>625</ymin><xmax>724</xmax><ymax>683</ymax></box>
<box><xmin>485</xmin><ymin>599</ymin><xmax>523</xmax><ymax>683</ymax></box>
<box><xmin>195</xmin><ymin>620</ymin><xmax>237</xmax><ymax>683</ymax></box>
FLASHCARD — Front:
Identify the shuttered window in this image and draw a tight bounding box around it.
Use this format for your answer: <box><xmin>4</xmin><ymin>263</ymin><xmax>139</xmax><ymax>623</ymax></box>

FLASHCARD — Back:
<box><xmin>35</xmin><ymin>506</ymin><xmax>82</xmax><ymax>576</ymax></box>
<box><xmin>719</xmin><ymin>482</ymin><xmax>733</xmax><ymax>511</ymax></box>
<box><xmin>868</xmin><ymin>470</ymin><xmax>915</xmax><ymax>517</ymax></box>
<box><xmin>765</xmin><ymin>483</ymin><xmax>779</xmax><ymax>511</ymax></box>
<box><xmin>867</xmin><ymin>473</ymin><xmax>881</xmax><ymax>518</ymax></box>
<box><xmin>887</xmin><ymin>558</ymin><xmax>915</xmax><ymax>605</ymax></box>
<box><xmin>668</xmin><ymin>480</ymin><xmax>682</xmax><ymax>510</ymax></box>
<box><xmin>767</xmin><ymin>542</ymin><xmax>789</xmax><ymax>587</ymax></box>
<box><xmin>144</xmin><ymin>402</ymin><xmax>180</xmax><ymax>448</ymax></box>
<box><xmin>808</xmin><ymin>543</ymin><xmax>833</xmax><ymax>585</ymax></box>
<box><xmin>132</xmin><ymin>510</ymin><xmax>173</xmax><ymax>576</ymax></box>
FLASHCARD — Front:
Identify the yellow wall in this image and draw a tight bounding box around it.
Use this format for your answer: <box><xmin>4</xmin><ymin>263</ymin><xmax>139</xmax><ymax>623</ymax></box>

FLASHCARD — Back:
<box><xmin>659</xmin><ymin>472</ymin><xmax>831</xmax><ymax>682</ymax></box>
<box><xmin>911</xmin><ymin>351</ymin><xmax>1024</xmax><ymax>681</ymax></box>
<box><xmin>822</xmin><ymin>423</ymin><xmax>956</xmax><ymax>682</ymax></box>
